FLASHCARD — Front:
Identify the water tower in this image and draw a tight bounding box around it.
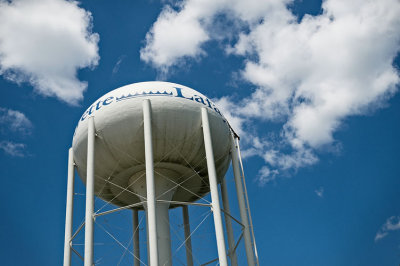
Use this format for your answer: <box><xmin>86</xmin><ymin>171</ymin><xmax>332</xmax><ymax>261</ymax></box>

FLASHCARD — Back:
<box><xmin>63</xmin><ymin>81</ymin><xmax>258</xmax><ymax>265</ymax></box>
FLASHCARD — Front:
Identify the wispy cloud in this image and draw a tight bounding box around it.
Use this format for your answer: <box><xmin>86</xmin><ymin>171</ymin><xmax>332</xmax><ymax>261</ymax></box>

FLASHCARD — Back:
<box><xmin>0</xmin><ymin>107</ymin><xmax>32</xmax><ymax>135</ymax></box>
<box><xmin>375</xmin><ymin>216</ymin><xmax>400</xmax><ymax>242</ymax></box>
<box><xmin>0</xmin><ymin>141</ymin><xmax>27</xmax><ymax>157</ymax></box>
<box><xmin>315</xmin><ymin>187</ymin><xmax>324</xmax><ymax>198</ymax></box>
<box><xmin>0</xmin><ymin>0</ymin><xmax>99</xmax><ymax>105</ymax></box>
<box><xmin>112</xmin><ymin>55</ymin><xmax>126</xmax><ymax>75</ymax></box>
<box><xmin>142</xmin><ymin>0</ymin><xmax>400</xmax><ymax>184</ymax></box>
<box><xmin>0</xmin><ymin>107</ymin><xmax>32</xmax><ymax>156</ymax></box>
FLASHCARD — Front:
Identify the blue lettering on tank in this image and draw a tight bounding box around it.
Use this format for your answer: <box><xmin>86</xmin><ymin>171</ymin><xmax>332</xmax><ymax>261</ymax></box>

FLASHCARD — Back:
<box><xmin>79</xmin><ymin>87</ymin><xmax>224</xmax><ymax>122</ymax></box>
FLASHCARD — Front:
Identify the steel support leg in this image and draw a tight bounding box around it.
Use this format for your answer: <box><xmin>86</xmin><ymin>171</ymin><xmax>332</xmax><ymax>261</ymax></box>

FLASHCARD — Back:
<box><xmin>84</xmin><ymin>116</ymin><xmax>95</xmax><ymax>266</ymax></box>
<box><xmin>182</xmin><ymin>205</ymin><xmax>193</xmax><ymax>266</ymax></box>
<box><xmin>221</xmin><ymin>178</ymin><xmax>238</xmax><ymax>266</ymax></box>
<box><xmin>236</xmin><ymin>139</ymin><xmax>260</xmax><ymax>265</ymax></box>
<box><xmin>133</xmin><ymin>209</ymin><xmax>140</xmax><ymax>266</ymax></box>
<box><xmin>201</xmin><ymin>107</ymin><xmax>228</xmax><ymax>266</ymax></box>
<box><xmin>231</xmin><ymin>134</ymin><xmax>255</xmax><ymax>266</ymax></box>
<box><xmin>143</xmin><ymin>99</ymin><xmax>159</xmax><ymax>266</ymax></box>
<box><xmin>63</xmin><ymin>148</ymin><xmax>75</xmax><ymax>266</ymax></box>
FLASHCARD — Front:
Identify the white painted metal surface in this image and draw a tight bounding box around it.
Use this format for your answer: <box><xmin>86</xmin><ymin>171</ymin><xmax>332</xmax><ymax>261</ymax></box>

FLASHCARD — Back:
<box><xmin>236</xmin><ymin>139</ymin><xmax>260</xmax><ymax>266</ymax></box>
<box><xmin>142</xmin><ymin>99</ymin><xmax>159</xmax><ymax>266</ymax></box>
<box><xmin>202</xmin><ymin>107</ymin><xmax>228</xmax><ymax>266</ymax></box>
<box><xmin>132</xmin><ymin>209</ymin><xmax>140</xmax><ymax>266</ymax></box>
<box><xmin>84</xmin><ymin>117</ymin><xmax>95</xmax><ymax>266</ymax></box>
<box><xmin>67</xmin><ymin>81</ymin><xmax>259</xmax><ymax>265</ymax></box>
<box><xmin>221</xmin><ymin>178</ymin><xmax>238</xmax><ymax>266</ymax></box>
<box><xmin>72</xmin><ymin>81</ymin><xmax>231</xmax><ymax>208</ymax></box>
<box><xmin>63</xmin><ymin>148</ymin><xmax>75</xmax><ymax>266</ymax></box>
<box><xmin>182</xmin><ymin>205</ymin><xmax>193</xmax><ymax>266</ymax></box>
<box><xmin>231</xmin><ymin>134</ymin><xmax>255</xmax><ymax>266</ymax></box>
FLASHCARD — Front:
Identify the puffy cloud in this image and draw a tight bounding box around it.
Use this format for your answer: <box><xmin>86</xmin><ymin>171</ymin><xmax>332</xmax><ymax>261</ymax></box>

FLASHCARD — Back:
<box><xmin>258</xmin><ymin>166</ymin><xmax>279</xmax><ymax>185</ymax></box>
<box><xmin>142</xmin><ymin>0</ymin><xmax>400</xmax><ymax>184</ymax></box>
<box><xmin>256</xmin><ymin>147</ymin><xmax>318</xmax><ymax>184</ymax></box>
<box><xmin>235</xmin><ymin>0</ymin><xmax>400</xmax><ymax>148</ymax></box>
<box><xmin>0</xmin><ymin>0</ymin><xmax>99</xmax><ymax>105</ymax></box>
<box><xmin>0</xmin><ymin>107</ymin><xmax>32</xmax><ymax>135</ymax></box>
<box><xmin>140</xmin><ymin>0</ymin><xmax>292</xmax><ymax>73</ymax></box>
<box><xmin>375</xmin><ymin>216</ymin><xmax>400</xmax><ymax>241</ymax></box>
<box><xmin>140</xmin><ymin>2</ymin><xmax>212</xmax><ymax>73</ymax></box>
<box><xmin>0</xmin><ymin>141</ymin><xmax>27</xmax><ymax>157</ymax></box>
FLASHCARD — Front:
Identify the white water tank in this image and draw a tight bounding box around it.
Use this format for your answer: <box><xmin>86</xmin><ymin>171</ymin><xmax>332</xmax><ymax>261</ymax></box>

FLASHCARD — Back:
<box><xmin>72</xmin><ymin>81</ymin><xmax>231</xmax><ymax>208</ymax></box>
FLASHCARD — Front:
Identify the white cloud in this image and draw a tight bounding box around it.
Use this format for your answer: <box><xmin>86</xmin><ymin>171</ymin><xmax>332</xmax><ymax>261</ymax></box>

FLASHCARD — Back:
<box><xmin>213</xmin><ymin>96</ymin><xmax>245</xmax><ymax>136</ymax></box>
<box><xmin>375</xmin><ymin>216</ymin><xmax>400</xmax><ymax>242</ymax></box>
<box><xmin>315</xmin><ymin>187</ymin><xmax>324</xmax><ymax>198</ymax></box>
<box><xmin>0</xmin><ymin>107</ymin><xmax>32</xmax><ymax>156</ymax></box>
<box><xmin>0</xmin><ymin>0</ymin><xmax>99</xmax><ymax>105</ymax></box>
<box><xmin>0</xmin><ymin>141</ymin><xmax>27</xmax><ymax>157</ymax></box>
<box><xmin>140</xmin><ymin>2</ymin><xmax>213</xmax><ymax>73</ymax></box>
<box><xmin>140</xmin><ymin>0</ymin><xmax>293</xmax><ymax>73</ymax></box>
<box><xmin>0</xmin><ymin>107</ymin><xmax>32</xmax><ymax>135</ymax></box>
<box><xmin>258</xmin><ymin>166</ymin><xmax>279</xmax><ymax>185</ymax></box>
<box><xmin>112</xmin><ymin>55</ymin><xmax>126</xmax><ymax>75</ymax></box>
<box><xmin>142</xmin><ymin>0</ymin><xmax>400</xmax><ymax>184</ymax></box>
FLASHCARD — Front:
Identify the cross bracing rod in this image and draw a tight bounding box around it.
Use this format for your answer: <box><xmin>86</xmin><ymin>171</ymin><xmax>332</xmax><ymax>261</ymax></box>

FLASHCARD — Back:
<box><xmin>71</xmin><ymin>222</ymin><xmax>85</xmax><ymax>242</ymax></box>
<box><xmin>71</xmin><ymin>246</ymin><xmax>84</xmax><ymax>262</ymax></box>
<box><xmin>220</xmin><ymin>208</ymin><xmax>245</xmax><ymax>228</ymax></box>
<box><xmin>232</xmin><ymin>232</ymin><xmax>244</xmax><ymax>255</ymax></box>
<box><xmin>200</xmin><ymin>257</ymin><xmax>219</xmax><ymax>266</ymax></box>
<box><xmin>155</xmin><ymin>199</ymin><xmax>211</xmax><ymax>207</ymax></box>
<box><xmin>94</xmin><ymin>202</ymin><xmax>144</xmax><ymax>217</ymax></box>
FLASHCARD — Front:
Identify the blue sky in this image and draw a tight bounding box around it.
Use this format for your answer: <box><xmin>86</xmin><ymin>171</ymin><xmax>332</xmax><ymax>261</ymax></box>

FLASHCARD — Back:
<box><xmin>0</xmin><ymin>0</ymin><xmax>400</xmax><ymax>265</ymax></box>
